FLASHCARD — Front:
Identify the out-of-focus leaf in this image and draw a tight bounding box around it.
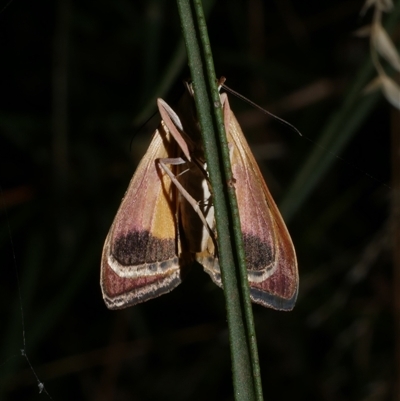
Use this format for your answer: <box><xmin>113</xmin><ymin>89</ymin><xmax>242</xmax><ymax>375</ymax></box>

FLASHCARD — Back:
<box><xmin>353</xmin><ymin>25</ymin><xmax>371</xmax><ymax>37</ymax></box>
<box><xmin>361</xmin><ymin>0</ymin><xmax>393</xmax><ymax>15</ymax></box>
<box><xmin>363</xmin><ymin>74</ymin><xmax>400</xmax><ymax>109</ymax></box>
<box><xmin>381</xmin><ymin>74</ymin><xmax>400</xmax><ymax>109</ymax></box>
<box><xmin>372</xmin><ymin>22</ymin><xmax>400</xmax><ymax>72</ymax></box>
<box><xmin>363</xmin><ymin>75</ymin><xmax>383</xmax><ymax>93</ymax></box>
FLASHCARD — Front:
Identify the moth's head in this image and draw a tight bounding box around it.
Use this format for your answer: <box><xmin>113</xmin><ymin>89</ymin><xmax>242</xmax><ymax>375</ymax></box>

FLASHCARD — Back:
<box><xmin>183</xmin><ymin>77</ymin><xmax>226</xmax><ymax>97</ymax></box>
<box><xmin>176</xmin><ymin>77</ymin><xmax>227</xmax><ymax>150</ymax></box>
<box><xmin>184</xmin><ymin>80</ymin><xmax>195</xmax><ymax>97</ymax></box>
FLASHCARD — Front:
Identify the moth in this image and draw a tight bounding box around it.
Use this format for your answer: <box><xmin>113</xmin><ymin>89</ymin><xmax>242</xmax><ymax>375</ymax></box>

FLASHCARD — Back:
<box><xmin>101</xmin><ymin>83</ymin><xmax>298</xmax><ymax>311</ymax></box>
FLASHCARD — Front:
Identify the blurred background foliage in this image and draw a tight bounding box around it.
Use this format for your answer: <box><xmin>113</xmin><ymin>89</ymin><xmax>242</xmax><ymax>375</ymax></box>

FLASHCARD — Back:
<box><xmin>1</xmin><ymin>0</ymin><xmax>399</xmax><ymax>400</ymax></box>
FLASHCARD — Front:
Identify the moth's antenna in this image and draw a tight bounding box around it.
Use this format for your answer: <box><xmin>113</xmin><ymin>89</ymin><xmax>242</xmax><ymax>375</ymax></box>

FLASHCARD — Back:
<box><xmin>221</xmin><ymin>83</ymin><xmax>302</xmax><ymax>137</ymax></box>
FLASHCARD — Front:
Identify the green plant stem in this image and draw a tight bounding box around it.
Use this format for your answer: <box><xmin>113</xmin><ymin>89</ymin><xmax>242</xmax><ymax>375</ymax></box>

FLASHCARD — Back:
<box><xmin>192</xmin><ymin>2</ymin><xmax>263</xmax><ymax>400</ymax></box>
<box><xmin>176</xmin><ymin>1</ymin><xmax>257</xmax><ymax>400</ymax></box>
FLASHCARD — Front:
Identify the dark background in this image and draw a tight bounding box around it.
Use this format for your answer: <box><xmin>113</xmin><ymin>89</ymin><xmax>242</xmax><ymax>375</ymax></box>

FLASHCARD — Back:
<box><xmin>1</xmin><ymin>0</ymin><xmax>398</xmax><ymax>400</ymax></box>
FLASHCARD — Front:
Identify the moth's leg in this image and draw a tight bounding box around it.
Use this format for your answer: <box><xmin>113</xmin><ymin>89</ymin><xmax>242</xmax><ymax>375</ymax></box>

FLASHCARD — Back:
<box><xmin>157</xmin><ymin>99</ymin><xmax>192</xmax><ymax>161</ymax></box>
<box><xmin>158</xmin><ymin>157</ymin><xmax>213</xmax><ymax>238</ymax></box>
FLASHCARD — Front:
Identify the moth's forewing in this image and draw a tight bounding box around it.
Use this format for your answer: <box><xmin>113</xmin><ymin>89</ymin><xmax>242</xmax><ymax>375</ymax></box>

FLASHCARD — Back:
<box><xmin>227</xmin><ymin>100</ymin><xmax>298</xmax><ymax>310</ymax></box>
<box><xmin>200</xmin><ymin>94</ymin><xmax>298</xmax><ymax>311</ymax></box>
<box><xmin>101</xmin><ymin>127</ymin><xmax>182</xmax><ymax>309</ymax></box>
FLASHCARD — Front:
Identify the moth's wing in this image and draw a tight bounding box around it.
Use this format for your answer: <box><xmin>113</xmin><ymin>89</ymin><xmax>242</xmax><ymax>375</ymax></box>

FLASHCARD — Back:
<box><xmin>101</xmin><ymin>128</ymin><xmax>182</xmax><ymax>309</ymax></box>
<box><xmin>228</xmin><ymin>102</ymin><xmax>298</xmax><ymax>310</ymax></box>
<box><xmin>200</xmin><ymin>94</ymin><xmax>298</xmax><ymax>311</ymax></box>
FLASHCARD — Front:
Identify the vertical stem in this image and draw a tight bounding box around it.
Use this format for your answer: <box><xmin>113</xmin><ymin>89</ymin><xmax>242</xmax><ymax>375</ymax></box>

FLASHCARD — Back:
<box><xmin>192</xmin><ymin>2</ymin><xmax>263</xmax><ymax>399</ymax></box>
<box><xmin>176</xmin><ymin>1</ymin><xmax>257</xmax><ymax>400</ymax></box>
